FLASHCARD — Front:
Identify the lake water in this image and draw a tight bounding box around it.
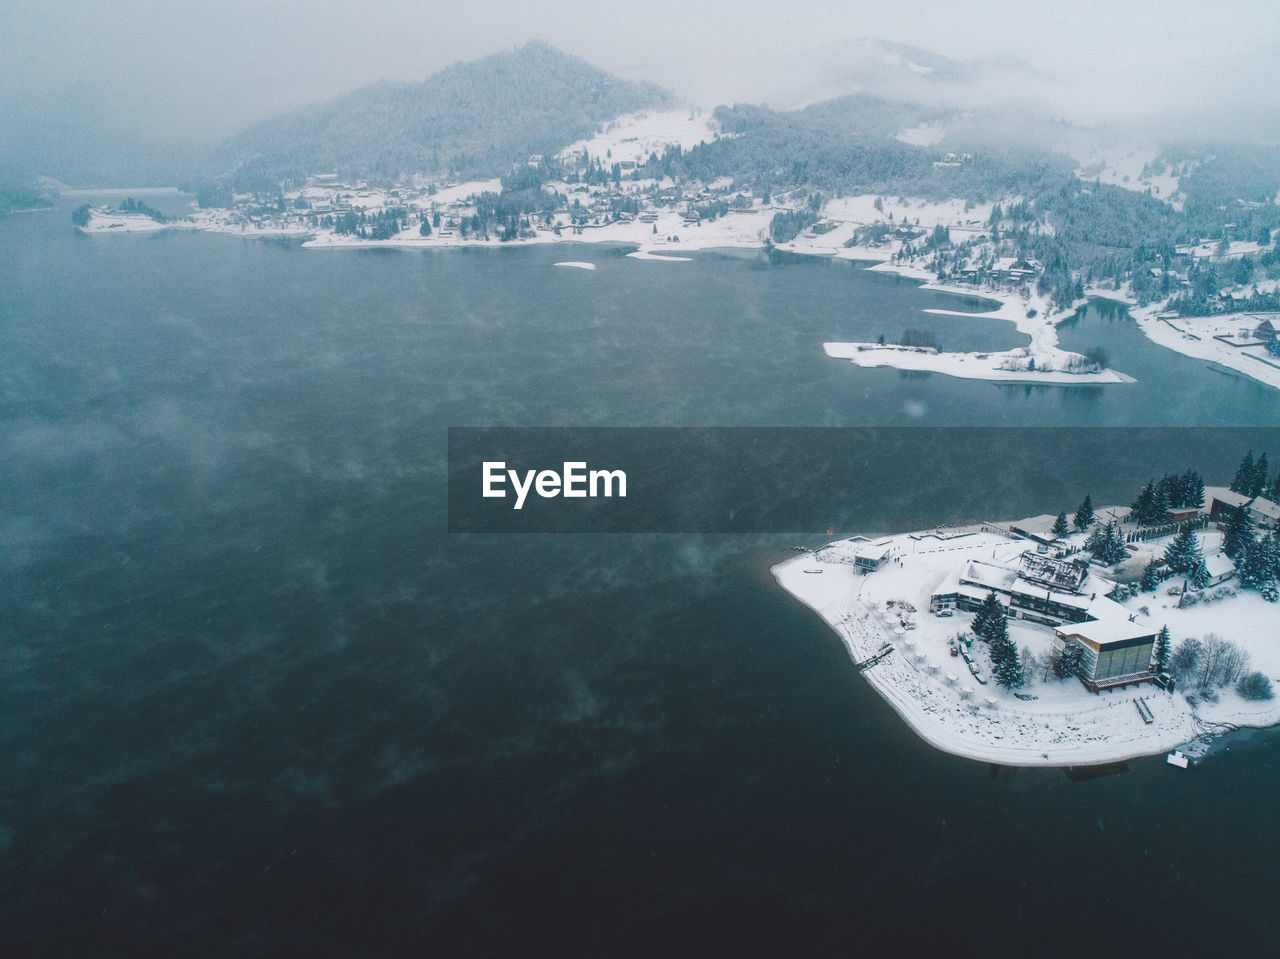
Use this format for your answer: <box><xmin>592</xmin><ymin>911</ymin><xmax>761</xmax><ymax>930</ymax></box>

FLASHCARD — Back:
<box><xmin>3</xmin><ymin>201</ymin><xmax>1279</xmax><ymax>956</ymax></box>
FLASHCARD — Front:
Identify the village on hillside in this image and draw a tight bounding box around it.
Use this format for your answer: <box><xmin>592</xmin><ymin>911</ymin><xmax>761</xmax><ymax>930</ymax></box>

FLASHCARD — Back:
<box><xmin>774</xmin><ymin>454</ymin><xmax>1280</xmax><ymax>766</ymax></box>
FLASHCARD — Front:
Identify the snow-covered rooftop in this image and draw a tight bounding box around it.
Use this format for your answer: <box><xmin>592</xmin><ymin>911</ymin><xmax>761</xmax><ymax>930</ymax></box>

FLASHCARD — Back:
<box><xmin>1056</xmin><ymin>616</ymin><xmax>1158</xmax><ymax>647</ymax></box>
<box><xmin>1204</xmin><ymin>552</ymin><xmax>1236</xmax><ymax>579</ymax></box>
<box><xmin>1206</xmin><ymin>486</ymin><xmax>1250</xmax><ymax>509</ymax></box>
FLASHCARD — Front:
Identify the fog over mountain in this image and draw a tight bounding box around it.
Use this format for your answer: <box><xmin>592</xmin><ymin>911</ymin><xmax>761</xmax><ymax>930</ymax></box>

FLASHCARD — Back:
<box><xmin>3</xmin><ymin>1</ymin><xmax>1280</xmax><ymax>186</ymax></box>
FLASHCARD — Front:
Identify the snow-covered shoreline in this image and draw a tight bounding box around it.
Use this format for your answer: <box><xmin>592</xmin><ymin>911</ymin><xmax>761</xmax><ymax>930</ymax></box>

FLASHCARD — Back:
<box><xmin>774</xmin><ymin>527</ymin><xmax>1280</xmax><ymax>768</ymax></box>
<box><xmin>820</xmin><ymin>262</ymin><xmax>1136</xmax><ymax>385</ymax></box>
<box><xmin>73</xmin><ymin>194</ymin><xmax>1280</xmax><ymax>392</ymax></box>
<box><xmin>1128</xmin><ymin>301</ymin><xmax>1280</xmax><ymax>392</ymax></box>
<box><xmin>79</xmin><ymin>199</ymin><xmax>1141</xmax><ymax>387</ymax></box>
<box><xmin>65</xmin><ymin>101</ymin><xmax>1280</xmax><ymax>392</ymax></box>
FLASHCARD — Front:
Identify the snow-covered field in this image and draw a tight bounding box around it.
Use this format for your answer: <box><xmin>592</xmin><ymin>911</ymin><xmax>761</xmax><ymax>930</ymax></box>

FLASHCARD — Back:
<box><xmin>1129</xmin><ymin>304</ymin><xmax>1280</xmax><ymax>392</ymax></box>
<box><xmin>894</xmin><ymin>123</ymin><xmax>946</xmax><ymax>147</ymax></box>
<box><xmin>774</xmin><ymin>527</ymin><xmax>1279</xmax><ymax>767</ymax></box>
<box><xmin>556</xmin><ymin>109</ymin><xmax>719</xmax><ymax>166</ymax></box>
<box><xmin>78</xmin><ymin>210</ymin><xmax>176</xmax><ymax>233</ymax></box>
<box><xmin>1074</xmin><ymin>145</ymin><xmax>1184</xmax><ymax>208</ymax></box>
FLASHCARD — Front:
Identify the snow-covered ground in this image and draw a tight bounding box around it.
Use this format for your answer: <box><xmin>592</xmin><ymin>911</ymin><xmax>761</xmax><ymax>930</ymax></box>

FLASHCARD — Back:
<box><xmin>1179</xmin><ymin>238</ymin><xmax>1264</xmax><ymax>260</ymax></box>
<box><xmin>79</xmin><ymin>207</ymin><xmax>314</xmax><ymax>238</ymax></box>
<box><xmin>78</xmin><ymin>210</ymin><xmax>176</xmax><ymax>233</ymax></box>
<box><xmin>1074</xmin><ymin>145</ymin><xmax>1185</xmax><ymax>208</ymax></box>
<box><xmin>824</xmin><ymin>195</ymin><xmax>994</xmax><ymax>235</ymax></box>
<box><xmin>894</xmin><ymin>123</ymin><xmax>946</xmax><ymax>147</ymax></box>
<box><xmin>1129</xmin><ymin>304</ymin><xmax>1280</xmax><ymax>392</ymax></box>
<box><xmin>823</xmin><ymin>263</ymin><xmax>1133</xmax><ymax>385</ymax></box>
<box><xmin>774</xmin><ymin>526</ymin><xmax>1279</xmax><ymax>767</ymax></box>
<box><xmin>556</xmin><ymin>109</ymin><xmax>719</xmax><ymax>166</ymax></box>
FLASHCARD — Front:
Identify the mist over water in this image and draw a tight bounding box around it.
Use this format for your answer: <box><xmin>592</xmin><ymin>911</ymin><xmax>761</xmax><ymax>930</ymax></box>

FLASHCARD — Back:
<box><xmin>3</xmin><ymin>205</ymin><xmax>1280</xmax><ymax>955</ymax></box>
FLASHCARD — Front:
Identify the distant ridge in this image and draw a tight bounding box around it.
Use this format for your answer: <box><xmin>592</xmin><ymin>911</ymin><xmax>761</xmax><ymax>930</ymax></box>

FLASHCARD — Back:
<box><xmin>212</xmin><ymin>41</ymin><xmax>673</xmax><ymax>187</ymax></box>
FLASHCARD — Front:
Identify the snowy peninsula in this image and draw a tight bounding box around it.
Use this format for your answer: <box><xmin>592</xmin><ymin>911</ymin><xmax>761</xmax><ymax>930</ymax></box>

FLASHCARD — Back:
<box><xmin>774</xmin><ymin>495</ymin><xmax>1280</xmax><ymax>768</ymax></box>
<box><xmin>824</xmin><ymin>264</ymin><xmax>1134</xmax><ymax>385</ymax></box>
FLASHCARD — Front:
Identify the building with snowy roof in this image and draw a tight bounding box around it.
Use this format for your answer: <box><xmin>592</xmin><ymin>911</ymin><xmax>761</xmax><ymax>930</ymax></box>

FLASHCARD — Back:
<box><xmin>929</xmin><ymin>554</ymin><xmax>1101</xmax><ymax>625</ymax></box>
<box><xmin>1206</xmin><ymin>487</ymin><xmax>1252</xmax><ymax>521</ymax></box>
<box><xmin>853</xmin><ymin>540</ymin><xmax>893</xmax><ymax>572</ymax></box>
<box><xmin>1006</xmin><ymin>514</ymin><xmax>1063</xmax><ymax>545</ymax></box>
<box><xmin>1017</xmin><ymin>551</ymin><xmax>1088</xmax><ymax>592</ymax></box>
<box><xmin>924</xmin><ymin>544</ymin><xmax>1160</xmax><ymax>692</ymax></box>
<box><xmin>1054</xmin><ymin>616</ymin><xmax>1159</xmax><ymax>693</ymax></box>
<box><xmin>1203</xmin><ymin>552</ymin><xmax>1237</xmax><ymax>586</ymax></box>
<box><xmin>1247</xmin><ymin>496</ymin><xmax>1279</xmax><ymax>529</ymax></box>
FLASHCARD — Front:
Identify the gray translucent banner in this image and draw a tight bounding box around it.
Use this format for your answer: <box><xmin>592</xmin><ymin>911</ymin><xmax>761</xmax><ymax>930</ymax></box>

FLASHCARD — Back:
<box><xmin>448</xmin><ymin>427</ymin><xmax>1280</xmax><ymax>533</ymax></box>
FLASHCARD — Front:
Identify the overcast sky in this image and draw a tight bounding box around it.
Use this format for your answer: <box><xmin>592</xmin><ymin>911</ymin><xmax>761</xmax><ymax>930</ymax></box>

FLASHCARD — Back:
<box><xmin>5</xmin><ymin>1</ymin><xmax>1279</xmax><ymax>143</ymax></box>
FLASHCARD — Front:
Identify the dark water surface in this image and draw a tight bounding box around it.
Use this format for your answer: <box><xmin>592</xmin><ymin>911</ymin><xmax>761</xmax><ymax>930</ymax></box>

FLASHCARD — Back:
<box><xmin>3</xmin><ymin>203</ymin><xmax>1279</xmax><ymax>956</ymax></box>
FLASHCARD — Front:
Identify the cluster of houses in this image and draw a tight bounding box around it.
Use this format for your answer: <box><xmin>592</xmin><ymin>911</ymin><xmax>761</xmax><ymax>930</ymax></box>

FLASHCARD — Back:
<box><xmin>290</xmin><ymin>171</ymin><xmax>763</xmax><ymax>237</ymax></box>
<box><xmin>925</xmin><ymin>550</ymin><xmax>1159</xmax><ymax>693</ymax></box>
<box><xmin>951</xmin><ymin>255</ymin><xmax>1038</xmax><ymax>290</ymax></box>
<box><xmin>848</xmin><ymin>487</ymin><xmax>1276</xmax><ymax>695</ymax></box>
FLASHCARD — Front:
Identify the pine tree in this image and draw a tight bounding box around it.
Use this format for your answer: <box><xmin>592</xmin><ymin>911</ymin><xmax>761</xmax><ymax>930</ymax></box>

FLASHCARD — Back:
<box><xmin>1104</xmin><ymin>522</ymin><xmax>1129</xmax><ymax>565</ymax></box>
<box><xmin>1051</xmin><ymin>512</ymin><xmax>1069</xmax><ymax>537</ymax></box>
<box><xmin>991</xmin><ymin>632</ymin><xmax>1025</xmax><ymax>689</ymax></box>
<box><xmin>1073</xmin><ymin>494</ymin><xmax>1094</xmax><ymax>530</ymax></box>
<box><xmin>1189</xmin><ymin>560</ymin><xmax>1211</xmax><ymax>590</ymax></box>
<box><xmin>1182</xmin><ymin>469</ymin><xmax>1205</xmax><ymax>509</ymax></box>
<box><xmin>1151</xmin><ymin>625</ymin><xmax>1171</xmax><ymax>675</ymax></box>
<box><xmin>1223</xmin><ymin>504</ymin><xmax>1255</xmax><ymax>560</ymax></box>
<box><xmin>1236</xmin><ymin>539</ymin><xmax>1260</xmax><ymax>587</ymax></box>
<box><xmin>1252</xmin><ymin>452</ymin><xmax>1270</xmax><ymax>497</ymax></box>
<box><xmin>985</xmin><ymin>599</ymin><xmax>1009</xmax><ymax>646</ymax></box>
<box><xmin>1061</xmin><ymin>642</ymin><xmax>1083</xmax><ymax>678</ymax></box>
<box><xmin>1140</xmin><ymin>559</ymin><xmax>1161</xmax><ymax>592</ymax></box>
<box><xmin>971</xmin><ymin>591</ymin><xmax>1005</xmax><ymax>642</ymax></box>
<box><xmin>1131</xmin><ymin>481</ymin><xmax>1155</xmax><ymax>525</ymax></box>
<box><xmin>1163</xmin><ymin>523</ymin><xmax>1203</xmax><ymax>573</ymax></box>
<box><xmin>1231</xmin><ymin>451</ymin><xmax>1256</xmax><ymax>494</ymax></box>
<box><xmin>1263</xmin><ymin>533</ymin><xmax>1280</xmax><ymax>583</ymax></box>
<box><xmin>1088</xmin><ymin>521</ymin><xmax>1127</xmax><ymax>565</ymax></box>
<box><xmin>1238</xmin><ymin>535</ymin><xmax>1278</xmax><ymax>589</ymax></box>
<box><xmin>1150</xmin><ymin>481</ymin><xmax>1172</xmax><ymax>524</ymax></box>
<box><xmin>982</xmin><ymin>607</ymin><xmax>1022</xmax><ymax>688</ymax></box>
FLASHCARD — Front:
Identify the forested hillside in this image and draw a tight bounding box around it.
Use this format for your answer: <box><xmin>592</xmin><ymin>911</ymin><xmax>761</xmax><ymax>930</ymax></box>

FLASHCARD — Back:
<box><xmin>642</xmin><ymin>98</ymin><xmax>1074</xmax><ymax>202</ymax></box>
<box><xmin>0</xmin><ymin>181</ymin><xmax>52</xmax><ymax>216</ymax></box>
<box><xmin>211</xmin><ymin>41</ymin><xmax>673</xmax><ymax>189</ymax></box>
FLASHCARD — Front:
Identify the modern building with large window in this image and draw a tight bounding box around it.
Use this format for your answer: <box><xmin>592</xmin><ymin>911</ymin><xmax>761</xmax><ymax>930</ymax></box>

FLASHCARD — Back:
<box><xmin>1053</xmin><ymin>618</ymin><xmax>1159</xmax><ymax>693</ymax></box>
<box><xmin>930</xmin><ymin>549</ymin><xmax>1159</xmax><ymax>693</ymax></box>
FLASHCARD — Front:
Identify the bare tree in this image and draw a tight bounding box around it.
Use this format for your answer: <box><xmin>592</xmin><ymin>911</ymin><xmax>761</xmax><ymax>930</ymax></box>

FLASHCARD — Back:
<box><xmin>1195</xmin><ymin>634</ymin><xmax>1250</xmax><ymax>690</ymax></box>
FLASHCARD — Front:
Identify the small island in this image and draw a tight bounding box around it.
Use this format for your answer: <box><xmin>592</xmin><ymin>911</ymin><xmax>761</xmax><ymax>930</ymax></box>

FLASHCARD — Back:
<box><xmin>774</xmin><ymin>455</ymin><xmax>1280</xmax><ymax>767</ymax></box>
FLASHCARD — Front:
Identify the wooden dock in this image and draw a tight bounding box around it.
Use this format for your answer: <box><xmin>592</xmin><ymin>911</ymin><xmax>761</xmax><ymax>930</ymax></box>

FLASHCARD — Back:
<box><xmin>1135</xmin><ymin>698</ymin><xmax>1154</xmax><ymax>724</ymax></box>
<box><xmin>859</xmin><ymin>644</ymin><xmax>894</xmax><ymax>670</ymax></box>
